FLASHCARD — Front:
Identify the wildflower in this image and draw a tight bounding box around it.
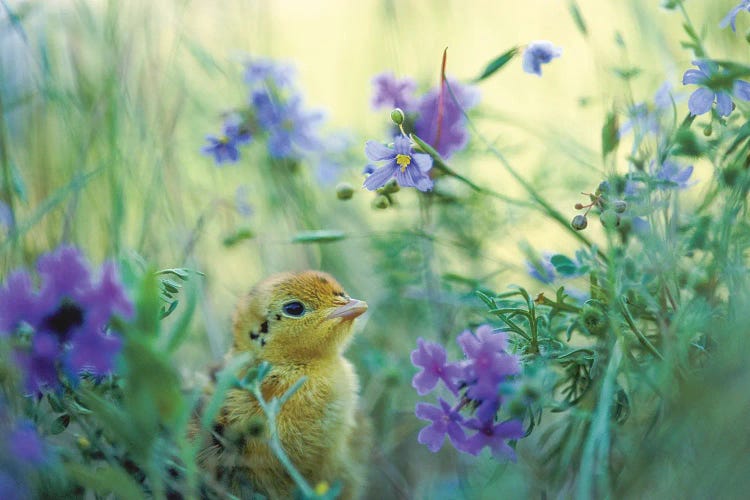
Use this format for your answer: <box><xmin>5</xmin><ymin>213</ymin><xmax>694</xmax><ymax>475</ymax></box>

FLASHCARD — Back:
<box><xmin>202</xmin><ymin>117</ymin><xmax>252</xmax><ymax>164</ymax></box>
<box><xmin>522</xmin><ymin>40</ymin><xmax>562</xmax><ymax>77</ymax></box>
<box><xmin>682</xmin><ymin>60</ymin><xmax>750</xmax><ymax>117</ymax></box>
<box><xmin>720</xmin><ymin>0</ymin><xmax>750</xmax><ymax>32</ymax></box>
<box><xmin>458</xmin><ymin>418</ymin><xmax>524</xmax><ymax>461</ymax></box>
<box><xmin>244</xmin><ymin>58</ymin><xmax>295</xmax><ymax>89</ymax></box>
<box><xmin>253</xmin><ymin>93</ymin><xmax>323</xmax><ymax>160</ymax></box>
<box><xmin>655</xmin><ymin>160</ymin><xmax>694</xmax><ymax>190</ymax></box>
<box><xmin>371</xmin><ymin>72</ymin><xmax>417</xmax><ymax>111</ymax></box>
<box><xmin>458</xmin><ymin>326</ymin><xmax>520</xmax><ymax>422</ymax></box>
<box><xmin>0</xmin><ymin>245</ymin><xmax>133</xmax><ymax>393</ymax></box>
<box><xmin>414</xmin><ymin>79</ymin><xmax>480</xmax><ymax>158</ymax></box>
<box><xmin>363</xmin><ymin>136</ymin><xmax>433</xmax><ymax>191</ymax></box>
<box><xmin>415</xmin><ymin>399</ymin><xmax>467</xmax><ymax>452</ymax></box>
<box><xmin>411</xmin><ymin>338</ymin><xmax>463</xmax><ymax>395</ymax></box>
<box><xmin>526</xmin><ymin>253</ymin><xmax>555</xmax><ymax>284</ymax></box>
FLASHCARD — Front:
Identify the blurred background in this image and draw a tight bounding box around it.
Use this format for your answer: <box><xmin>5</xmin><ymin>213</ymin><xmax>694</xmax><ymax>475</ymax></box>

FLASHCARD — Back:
<box><xmin>0</xmin><ymin>0</ymin><xmax>745</xmax><ymax>497</ymax></box>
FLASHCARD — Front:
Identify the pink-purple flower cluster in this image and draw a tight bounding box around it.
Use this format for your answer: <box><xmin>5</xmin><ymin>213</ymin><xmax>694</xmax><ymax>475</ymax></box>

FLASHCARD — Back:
<box><xmin>0</xmin><ymin>246</ymin><xmax>133</xmax><ymax>393</ymax></box>
<box><xmin>411</xmin><ymin>325</ymin><xmax>524</xmax><ymax>460</ymax></box>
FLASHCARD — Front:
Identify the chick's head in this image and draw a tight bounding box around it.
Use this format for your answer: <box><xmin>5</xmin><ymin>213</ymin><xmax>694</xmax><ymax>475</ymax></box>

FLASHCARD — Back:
<box><xmin>232</xmin><ymin>271</ymin><xmax>367</xmax><ymax>364</ymax></box>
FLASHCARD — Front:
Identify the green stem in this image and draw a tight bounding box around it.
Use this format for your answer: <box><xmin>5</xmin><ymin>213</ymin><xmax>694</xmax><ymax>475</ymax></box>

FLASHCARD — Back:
<box><xmin>250</xmin><ymin>380</ymin><xmax>315</xmax><ymax>499</ymax></box>
<box><xmin>619</xmin><ymin>297</ymin><xmax>664</xmax><ymax>360</ymax></box>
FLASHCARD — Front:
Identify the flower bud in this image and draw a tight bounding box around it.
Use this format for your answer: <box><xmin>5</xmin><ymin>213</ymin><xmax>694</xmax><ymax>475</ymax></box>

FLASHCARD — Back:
<box><xmin>581</xmin><ymin>303</ymin><xmax>608</xmax><ymax>336</ymax></box>
<box><xmin>613</xmin><ymin>200</ymin><xmax>627</xmax><ymax>213</ymax></box>
<box><xmin>596</xmin><ymin>180</ymin><xmax>611</xmax><ymax>195</ymax></box>
<box><xmin>336</xmin><ymin>182</ymin><xmax>354</xmax><ymax>200</ymax></box>
<box><xmin>372</xmin><ymin>194</ymin><xmax>390</xmax><ymax>209</ymax></box>
<box><xmin>571</xmin><ymin>214</ymin><xmax>588</xmax><ymax>230</ymax></box>
<box><xmin>382</xmin><ymin>178</ymin><xmax>400</xmax><ymax>194</ymax></box>
<box><xmin>390</xmin><ymin>108</ymin><xmax>405</xmax><ymax>125</ymax></box>
<box><xmin>574</xmin><ymin>203</ymin><xmax>584</xmax><ymax>210</ymax></box>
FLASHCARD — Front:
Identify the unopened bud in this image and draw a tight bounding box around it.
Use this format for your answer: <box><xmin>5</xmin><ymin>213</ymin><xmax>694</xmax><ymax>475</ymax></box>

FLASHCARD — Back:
<box><xmin>382</xmin><ymin>178</ymin><xmax>400</xmax><ymax>194</ymax></box>
<box><xmin>390</xmin><ymin>108</ymin><xmax>405</xmax><ymax>125</ymax></box>
<box><xmin>571</xmin><ymin>214</ymin><xmax>588</xmax><ymax>230</ymax></box>
<box><xmin>336</xmin><ymin>182</ymin><xmax>354</xmax><ymax>200</ymax></box>
<box><xmin>372</xmin><ymin>194</ymin><xmax>390</xmax><ymax>209</ymax></box>
<box><xmin>574</xmin><ymin>203</ymin><xmax>584</xmax><ymax>210</ymax></box>
<box><xmin>613</xmin><ymin>200</ymin><xmax>627</xmax><ymax>213</ymax></box>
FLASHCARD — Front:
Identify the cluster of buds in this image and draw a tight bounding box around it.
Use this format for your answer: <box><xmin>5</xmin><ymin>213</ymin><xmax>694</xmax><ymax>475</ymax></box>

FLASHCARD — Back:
<box><xmin>571</xmin><ymin>181</ymin><xmax>627</xmax><ymax>231</ymax></box>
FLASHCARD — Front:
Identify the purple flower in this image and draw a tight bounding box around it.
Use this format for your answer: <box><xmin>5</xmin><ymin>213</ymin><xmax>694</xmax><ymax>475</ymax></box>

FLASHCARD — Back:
<box><xmin>371</xmin><ymin>72</ymin><xmax>417</xmax><ymax>111</ymax></box>
<box><xmin>682</xmin><ymin>60</ymin><xmax>750</xmax><ymax>117</ymax></box>
<box><xmin>526</xmin><ymin>253</ymin><xmax>555</xmax><ymax>284</ymax></box>
<box><xmin>458</xmin><ymin>418</ymin><xmax>524</xmax><ymax>461</ymax></box>
<box><xmin>363</xmin><ymin>136</ymin><xmax>433</xmax><ymax>191</ymax></box>
<box><xmin>244</xmin><ymin>58</ymin><xmax>296</xmax><ymax>89</ymax></box>
<box><xmin>415</xmin><ymin>399</ymin><xmax>467</xmax><ymax>452</ymax></box>
<box><xmin>720</xmin><ymin>0</ymin><xmax>750</xmax><ymax>32</ymax></box>
<box><xmin>411</xmin><ymin>338</ymin><xmax>464</xmax><ymax>395</ymax></box>
<box><xmin>413</xmin><ymin>79</ymin><xmax>480</xmax><ymax>159</ymax></box>
<box><xmin>522</xmin><ymin>40</ymin><xmax>562</xmax><ymax>77</ymax></box>
<box><xmin>202</xmin><ymin>118</ymin><xmax>252</xmax><ymax>165</ymax></box>
<box><xmin>0</xmin><ymin>245</ymin><xmax>132</xmax><ymax>393</ymax></box>
<box><xmin>8</xmin><ymin>421</ymin><xmax>45</xmax><ymax>465</ymax></box>
<box><xmin>654</xmin><ymin>160</ymin><xmax>694</xmax><ymax>190</ymax></box>
<box><xmin>458</xmin><ymin>326</ymin><xmax>520</xmax><ymax>423</ymax></box>
<box><xmin>253</xmin><ymin>92</ymin><xmax>323</xmax><ymax>160</ymax></box>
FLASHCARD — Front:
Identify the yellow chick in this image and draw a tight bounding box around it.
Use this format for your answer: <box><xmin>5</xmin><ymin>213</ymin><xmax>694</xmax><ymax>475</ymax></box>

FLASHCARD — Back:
<box><xmin>196</xmin><ymin>271</ymin><xmax>371</xmax><ymax>499</ymax></box>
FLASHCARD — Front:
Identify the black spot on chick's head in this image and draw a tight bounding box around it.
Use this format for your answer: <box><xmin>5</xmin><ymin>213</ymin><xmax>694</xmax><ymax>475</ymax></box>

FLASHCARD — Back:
<box><xmin>275</xmin><ymin>314</ymin><xmax>282</xmax><ymax>321</ymax></box>
<box><xmin>260</xmin><ymin>321</ymin><xmax>269</xmax><ymax>334</ymax></box>
<box><xmin>250</xmin><ymin>331</ymin><xmax>259</xmax><ymax>340</ymax></box>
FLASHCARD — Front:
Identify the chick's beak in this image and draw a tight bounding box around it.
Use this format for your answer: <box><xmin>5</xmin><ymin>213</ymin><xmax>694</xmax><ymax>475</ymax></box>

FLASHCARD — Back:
<box><xmin>327</xmin><ymin>299</ymin><xmax>368</xmax><ymax>321</ymax></box>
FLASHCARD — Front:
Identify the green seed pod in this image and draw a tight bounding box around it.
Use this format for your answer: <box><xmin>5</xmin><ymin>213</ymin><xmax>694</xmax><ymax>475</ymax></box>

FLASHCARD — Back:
<box><xmin>600</xmin><ymin>209</ymin><xmax>619</xmax><ymax>228</ymax></box>
<box><xmin>336</xmin><ymin>182</ymin><xmax>354</xmax><ymax>200</ymax></box>
<box><xmin>596</xmin><ymin>180</ymin><xmax>611</xmax><ymax>195</ymax></box>
<box><xmin>571</xmin><ymin>214</ymin><xmax>588</xmax><ymax>230</ymax></box>
<box><xmin>390</xmin><ymin>108</ymin><xmax>405</xmax><ymax>125</ymax></box>
<box><xmin>613</xmin><ymin>200</ymin><xmax>627</xmax><ymax>213</ymax></box>
<box><xmin>372</xmin><ymin>194</ymin><xmax>390</xmax><ymax>209</ymax></box>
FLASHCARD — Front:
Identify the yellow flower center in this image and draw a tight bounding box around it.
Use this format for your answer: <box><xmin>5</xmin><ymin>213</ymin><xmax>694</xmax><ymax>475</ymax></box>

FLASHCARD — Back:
<box><xmin>395</xmin><ymin>154</ymin><xmax>411</xmax><ymax>172</ymax></box>
<box><xmin>219</xmin><ymin>135</ymin><xmax>230</xmax><ymax>144</ymax></box>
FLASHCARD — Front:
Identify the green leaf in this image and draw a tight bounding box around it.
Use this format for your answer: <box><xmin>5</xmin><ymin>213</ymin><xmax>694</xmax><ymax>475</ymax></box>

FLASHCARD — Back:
<box><xmin>550</xmin><ymin>254</ymin><xmax>579</xmax><ymax>276</ymax></box>
<box><xmin>568</xmin><ymin>1</ymin><xmax>588</xmax><ymax>36</ymax></box>
<box><xmin>612</xmin><ymin>67</ymin><xmax>641</xmax><ymax>80</ymax></box>
<box><xmin>164</xmin><ymin>281</ymin><xmax>198</xmax><ymax>353</ymax></box>
<box><xmin>223</xmin><ymin>227</ymin><xmax>254</xmax><ymax>247</ymax></box>
<box><xmin>473</xmin><ymin>47</ymin><xmax>518</xmax><ymax>82</ymax></box>
<box><xmin>66</xmin><ymin>463</ymin><xmax>143</xmax><ymax>500</ymax></box>
<box><xmin>48</xmin><ymin>414</ymin><xmax>70</xmax><ymax>435</ymax></box>
<box><xmin>602</xmin><ymin>110</ymin><xmax>619</xmax><ymax>158</ymax></box>
<box><xmin>291</xmin><ymin>230</ymin><xmax>346</xmax><ymax>244</ymax></box>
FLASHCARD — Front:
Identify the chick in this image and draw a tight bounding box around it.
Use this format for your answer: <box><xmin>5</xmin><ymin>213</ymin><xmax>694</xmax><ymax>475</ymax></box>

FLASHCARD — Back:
<box><xmin>196</xmin><ymin>271</ymin><xmax>371</xmax><ymax>499</ymax></box>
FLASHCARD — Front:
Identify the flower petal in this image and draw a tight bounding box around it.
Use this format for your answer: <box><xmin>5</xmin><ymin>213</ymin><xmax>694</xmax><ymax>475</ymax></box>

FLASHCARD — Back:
<box><xmin>682</xmin><ymin>69</ymin><xmax>707</xmax><ymax>85</ymax></box>
<box><xmin>418</xmin><ymin>425</ymin><xmax>445</xmax><ymax>452</ymax></box>
<box><xmin>716</xmin><ymin>92</ymin><xmax>734</xmax><ymax>117</ymax></box>
<box><xmin>412</xmin><ymin>153</ymin><xmax>433</xmax><ymax>173</ymax></box>
<box><xmin>687</xmin><ymin>88</ymin><xmax>715</xmax><ymax>116</ymax></box>
<box><xmin>734</xmin><ymin>80</ymin><xmax>750</xmax><ymax>101</ymax></box>
<box><xmin>415</xmin><ymin>402</ymin><xmax>443</xmax><ymax>421</ymax></box>
<box><xmin>363</xmin><ymin>164</ymin><xmax>396</xmax><ymax>191</ymax></box>
<box><xmin>364</xmin><ymin>141</ymin><xmax>394</xmax><ymax>161</ymax></box>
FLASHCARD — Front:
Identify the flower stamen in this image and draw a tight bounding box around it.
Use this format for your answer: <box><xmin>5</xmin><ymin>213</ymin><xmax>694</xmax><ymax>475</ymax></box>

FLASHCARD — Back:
<box><xmin>395</xmin><ymin>154</ymin><xmax>411</xmax><ymax>172</ymax></box>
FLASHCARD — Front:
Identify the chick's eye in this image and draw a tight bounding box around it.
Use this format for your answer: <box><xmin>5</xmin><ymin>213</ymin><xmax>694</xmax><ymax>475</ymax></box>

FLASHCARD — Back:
<box><xmin>282</xmin><ymin>301</ymin><xmax>306</xmax><ymax>317</ymax></box>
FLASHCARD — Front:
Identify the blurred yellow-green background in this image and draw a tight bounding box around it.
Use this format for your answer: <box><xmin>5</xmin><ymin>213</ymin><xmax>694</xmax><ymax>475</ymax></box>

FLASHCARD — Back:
<box><xmin>1</xmin><ymin>0</ymin><xmax>746</xmax><ymax>496</ymax></box>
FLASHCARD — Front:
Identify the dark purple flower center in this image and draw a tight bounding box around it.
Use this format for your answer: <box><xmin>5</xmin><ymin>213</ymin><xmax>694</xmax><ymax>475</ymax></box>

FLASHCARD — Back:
<box><xmin>42</xmin><ymin>299</ymin><xmax>84</xmax><ymax>342</ymax></box>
